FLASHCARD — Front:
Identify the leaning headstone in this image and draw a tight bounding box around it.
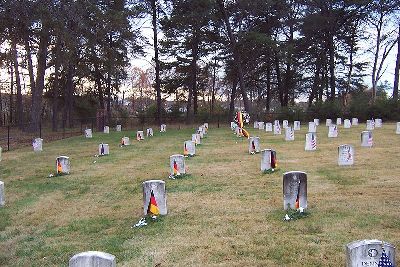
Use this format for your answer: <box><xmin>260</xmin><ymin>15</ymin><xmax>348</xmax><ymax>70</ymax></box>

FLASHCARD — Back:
<box><xmin>136</xmin><ymin>131</ymin><xmax>144</xmax><ymax>141</ymax></box>
<box><xmin>337</xmin><ymin>118</ymin><xmax>342</xmax><ymax>125</ymax></box>
<box><xmin>146</xmin><ymin>128</ymin><xmax>154</xmax><ymax>137</ymax></box>
<box><xmin>248</xmin><ymin>136</ymin><xmax>260</xmax><ymax>154</ymax></box>
<box><xmin>283</xmin><ymin>171</ymin><xmax>307</xmax><ymax>210</ymax></box>
<box><xmin>160</xmin><ymin>124</ymin><xmax>167</xmax><ymax>132</ymax></box>
<box><xmin>308</xmin><ymin>122</ymin><xmax>317</xmax><ymax>133</ymax></box>
<box><xmin>328</xmin><ymin>125</ymin><xmax>338</xmax><ymax>138</ymax></box>
<box><xmin>352</xmin><ymin>118</ymin><xmax>358</xmax><ymax>126</ymax></box>
<box><xmin>99</xmin><ymin>143</ymin><xmax>109</xmax><ymax>156</ymax></box>
<box><xmin>305</xmin><ymin>132</ymin><xmax>317</xmax><ymax>151</ymax></box>
<box><xmin>346</xmin><ymin>240</ymin><xmax>396</xmax><ymax>267</ymax></box>
<box><xmin>258</xmin><ymin>121</ymin><xmax>265</xmax><ymax>130</ymax></box>
<box><xmin>326</xmin><ymin>119</ymin><xmax>332</xmax><ymax>127</ymax></box>
<box><xmin>121</xmin><ymin>137</ymin><xmax>130</xmax><ymax>146</ymax></box>
<box><xmin>85</xmin><ymin>129</ymin><xmax>93</xmax><ymax>138</ymax></box>
<box><xmin>254</xmin><ymin>121</ymin><xmax>259</xmax><ymax>128</ymax></box>
<box><xmin>283</xmin><ymin>120</ymin><xmax>289</xmax><ymax>129</ymax></box>
<box><xmin>338</xmin><ymin>144</ymin><xmax>354</xmax><ymax>166</ymax></box>
<box><xmin>116</xmin><ymin>124</ymin><xmax>122</xmax><ymax>132</ymax></box>
<box><xmin>261</xmin><ymin>149</ymin><xmax>278</xmax><ymax>172</ymax></box>
<box><xmin>361</xmin><ymin>131</ymin><xmax>373</xmax><ymax>147</ymax></box>
<box><xmin>192</xmin><ymin>133</ymin><xmax>201</xmax><ymax>145</ymax></box>
<box><xmin>396</xmin><ymin>122</ymin><xmax>400</xmax><ymax>134</ymax></box>
<box><xmin>103</xmin><ymin>126</ymin><xmax>110</xmax><ymax>134</ymax></box>
<box><xmin>69</xmin><ymin>251</ymin><xmax>116</xmax><ymax>267</ymax></box>
<box><xmin>375</xmin><ymin>118</ymin><xmax>382</xmax><ymax>128</ymax></box>
<box><xmin>0</xmin><ymin>181</ymin><xmax>4</xmax><ymax>207</ymax></box>
<box><xmin>366</xmin><ymin>120</ymin><xmax>375</xmax><ymax>130</ymax></box>
<box><xmin>294</xmin><ymin>121</ymin><xmax>301</xmax><ymax>131</ymax></box>
<box><xmin>184</xmin><ymin>140</ymin><xmax>196</xmax><ymax>157</ymax></box>
<box><xmin>32</xmin><ymin>138</ymin><xmax>43</xmax><ymax>152</ymax></box>
<box><xmin>142</xmin><ymin>180</ymin><xmax>167</xmax><ymax>216</ymax></box>
<box><xmin>285</xmin><ymin>127</ymin><xmax>295</xmax><ymax>141</ymax></box>
<box><xmin>273</xmin><ymin>122</ymin><xmax>281</xmax><ymax>135</ymax></box>
<box><xmin>344</xmin><ymin>119</ymin><xmax>351</xmax><ymax>129</ymax></box>
<box><xmin>169</xmin><ymin>154</ymin><xmax>186</xmax><ymax>177</ymax></box>
<box><xmin>56</xmin><ymin>156</ymin><xmax>70</xmax><ymax>175</ymax></box>
<box><xmin>314</xmin><ymin>118</ymin><xmax>319</xmax><ymax>126</ymax></box>
<box><xmin>265</xmin><ymin>123</ymin><xmax>273</xmax><ymax>132</ymax></box>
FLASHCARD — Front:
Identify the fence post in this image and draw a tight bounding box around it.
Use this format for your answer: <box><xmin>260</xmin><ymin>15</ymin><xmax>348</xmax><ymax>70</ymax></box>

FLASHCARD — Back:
<box><xmin>7</xmin><ymin>125</ymin><xmax>10</xmax><ymax>151</ymax></box>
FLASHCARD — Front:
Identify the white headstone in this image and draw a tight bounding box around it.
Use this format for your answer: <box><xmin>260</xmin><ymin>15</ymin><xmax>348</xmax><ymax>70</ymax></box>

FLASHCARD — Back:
<box><xmin>366</xmin><ymin>120</ymin><xmax>374</xmax><ymax>130</ymax></box>
<box><xmin>142</xmin><ymin>180</ymin><xmax>167</xmax><ymax>216</ymax></box>
<box><xmin>261</xmin><ymin>149</ymin><xmax>278</xmax><ymax>172</ymax></box>
<box><xmin>326</xmin><ymin>119</ymin><xmax>332</xmax><ymax>127</ymax></box>
<box><xmin>313</xmin><ymin>118</ymin><xmax>319</xmax><ymax>126</ymax></box>
<box><xmin>352</xmin><ymin>118</ymin><xmax>358</xmax><ymax>125</ymax></box>
<box><xmin>99</xmin><ymin>143</ymin><xmax>109</xmax><ymax>156</ymax></box>
<box><xmin>346</xmin><ymin>240</ymin><xmax>396</xmax><ymax>267</ymax></box>
<box><xmin>338</xmin><ymin>144</ymin><xmax>354</xmax><ymax>166</ymax></box>
<box><xmin>305</xmin><ymin>132</ymin><xmax>317</xmax><ymax>151</ymax></box>
<box><xmin>197</xmin><ymin>128</ymin><xmax>204</xmax><ymax>139</ymax></box>
<box><xmin>192</xmin><ymin>133</ymin><xmax>201</xmax><ymax>145</ymax></box>
<box><xmin>273</xmin><ymin>123</ymin><xmax>281</xmax><ymax>135</ymax></box>
<box><xmin>328</xmin><ymin>125</ymin><xmax>338</xmax><ymax>138</ymax></box>
<box><xmin>283</xmin><ymin>120</ymin><xmax>289</xmax><ymax>129</ymax></box>
<box><xmin>121</xmin><ymin>137</ymin><xmax>130</xmax><ymax>146</ymax></box>
<box><xmin>248</xmin><ymin>136</ymin><xmax>260</xmax><ymax>154</ymax></box>
<box><xmin>337</xmin><ymin>118</ymin><xmax>342</xmax><ymax>125</ymax></box>
<box><xmin>361</xmin><ymin>131</ymin><xmax>373</xmax><ymax>147</ymax></box>
<box><xmin>344</xmin><ymin>119</ymin><xmax>351</xmax><ymax>129</ymax></box>
<box><xmin>375</xmin><ymin>118</ymin><xmax>382</xmax><ymax>128</ymax></box>
<box><xmin>170</xmin><ymin>154</ymin><xmax>186</xmax><ymax>176</ymax></box>
<box><xmin>235</xmin><ymin>127</ymin><xmax>242</xmax><ymax>137</ymax></box>
<box><xmin>184</xmin><ymin>140</ymin><xmax>196</xmax><ymax>156</ymax></box>
<box><xmin>293</xmin><ymin>121</ymin><xmax>301</xmax><ymax>131</ymax></box>
<box><xmin>254</xmin><ymin>121</ymin><xmax>259</xmax><ymax>128</ymax></box>
<box><xmin>146</xmin><ymin>128</ymin><xmax>154</xmax><ymax>137</ymax></box>
<box><xmin>396</xmin><ymin>122</ymin><xmax>400</xmax><ymax>134</ymax></box>
<box><xmin>203</xmin><ymin>123</ymin><xmax>209</xmax><ymax>131</ymax></box>
<box><xmin>265</xmin><ymin>123</ymin><xmax>273</xmax><ymax>132</ymax></box>
<box><xmin>56</xmin><ymin>156</ymin><xmax>70</xmax><ymax>175</ymax></box>
<box><xmin>231</xmin><ymin>122</ymin><xmax>237</xmax><ymax>130</ymax></box>
<box><xmin>137</xmin><ymin>131</ymin><xmax>144</xmax><ymax>141</ymax></box>
<box><xmin>285</xmin><ymin>127</ymin><xmax>295</xmax><ymax>141</ymax></box>
<box><xmin>308</xmin><ymin>122</ymin><xmax>317</xmax><ymax>133</ymax></box>
<box><xmin>0</xmin><ymin>181</ymin><xmax>4</xmax><ymax>207</ymax></box>
<box><xmin>33</xmin><ymin>138</ymin><xmax>43</xmax><ymax>152</ymax></box>
<box><xmin>160</xmin><ymin>124</ymin><xmax>167</xmax><ymax>132</ymax></box>
<box><xmin>283</xmin><ymin>171</ymin><xmax>307</xmax><ymax>210</ymax></box>
<box><xmin>85</xmin><ymin>129</ymin><xmax>93</xmax><ymax>138</ymax></box>
<box><xmin>116</xmin><ymin>125</ymin><xmax>122</xmax><ymax>132</ymax></box>
<box><xmin>103</xmin><ymin>126</ymin><xmax>109</xmax><ymax>134</ymax></box>
<box><xmin>258</xmin><ymin>121</ymin><xmax>265</xmax><ymax>130</ymax></box>
<box><xmin>69</xmin><ymin>251</ymin><xmax>116</xmax><ymax>267</ymax></box>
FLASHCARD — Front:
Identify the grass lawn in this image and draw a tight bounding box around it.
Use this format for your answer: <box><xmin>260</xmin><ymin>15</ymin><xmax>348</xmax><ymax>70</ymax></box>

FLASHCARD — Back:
<box><xmin>0</xmin><ymin>123</ymin><xmax>399</xmax><ymax>266</ymax></box>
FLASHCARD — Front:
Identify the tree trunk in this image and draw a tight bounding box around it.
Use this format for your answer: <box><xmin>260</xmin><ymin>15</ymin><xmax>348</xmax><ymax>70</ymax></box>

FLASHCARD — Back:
<box><xmin>327</xmin><ymin>32</ymin><xmax>336</xmax><ymax>100</ymax></box>
<box><xmin>275</xmin><ymin>52</ymin><xmax>283</xmax><ymax>106</ymax></box>
<box><xmin>52</xmin><ymin>40</ymin><xmax>61</xmax><ymax>131</ymax></box>
<box><xmin>9</xmin><ymin>64</ymin><xmax>13</xmax><ymax>124</ymax></box>
<box><xmin>24</xmin><ymin>35</ymin><xmax>36</xmax><ymax>101</ymax></box>
<box><xmin>106</xmin><ymin>73</ymin><xmax>112</xmax><ymax>124</ymax></box>
<box><xmin>217</xmin><ymin>0</ymin><xmax>250</xmax><ymax>113</ymax></box>
<box><xmin>64</xmin><ymin>63</ymin><xmax>74</xmax><ymax>128</ymax></box>
<box><xmin>308</xmin><ymin>62</ymin><xmax>321</xmax><ymax>107</ymax></box>
<box><xmin>228</xmin><ymin>78</ymin><xmax>238</xmax><ymax>121</ymax></box>
<box><xmin>371</xmin><ymin>13</ymin><xmax>383</xmax><ymax>103</ymax></box>
<box><xmin>30</xmin><ymin>29</ymin><xmax>49</xmax><ymax>132</ymax></box>
<box><xmin>393</xmin><ymin>24</ymin><xmax>400</xmax><ymax>100</ymax></box>
<box><xmin>266</xmin><ymin>58</ymin><xmax>271</xmax><ymax>112</ymax></box>
<box><xmin>151</xmin><ymin>0</ymin><xmax>162</xmax><ymax>124</ymax></box>
<box><xmin>210</xmin><ymin>58</ymin><xmax>217</xmax><ymax>116</ymax></box>
<box><xmin>191</xmin><ymin>32</ymin><xmax>199</xmax><ymax>117</ymax></box>
<box><xmin>11</xmin><ymin>41</ymin><xmax>23</xmax><ymax>129</ymax></box>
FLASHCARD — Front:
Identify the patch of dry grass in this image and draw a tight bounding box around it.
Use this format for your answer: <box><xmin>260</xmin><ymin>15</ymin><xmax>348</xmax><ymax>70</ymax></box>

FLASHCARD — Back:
<box><xmin>0</xmin><ymin>122</ymin><xmax>399</xmax><ymax>266</ymax></box>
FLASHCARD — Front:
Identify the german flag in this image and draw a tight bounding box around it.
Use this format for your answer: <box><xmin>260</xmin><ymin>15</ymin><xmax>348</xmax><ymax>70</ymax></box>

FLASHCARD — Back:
<box><xmin>121</xmin><ymin>138</ymin><xmax>125</xmax><ymax>146</ymax></box>
<box><xmin>271</xmin><ymin>151</ymin><xmax>276</xmax><ymax>169</ymax></box>
<box><xmin>100</xmin><ymin>144</ymin><xmax>105</xmax><ymax>155</ymax></box>
<box><xmin>173</xmin><ymin>160</ymin><xmax>179</xmax><ymax>175</ymax></box>
<box><xmin>184</xmin><ymin>143</ymin><xmax>188</xmax><ymax>156</ymax></box>
<box><xmin>242</xmin><ymin>128</ymin><xmax>250</xmax><ymax>139</ymax></box>
<box><xmin>237</xmin><ymin>111</ymin><xmax>243</xmax><ymax>128</ymax></box>
<box><xmin>147</xmin><ymin>191</ymin><xmax>160</xmax><ymax>216</ymax></box>
<box><xmin>252</xmin><ymin>140</ymin><xmax>256</xmax><ymax>150</ymax></box>
<box><xmin>295</xmin><ymin>181</ymin><xmax>301</xmax><ymax>209</ymax></box>
<box><xmin>57</xmin><ymin>159</ymin><xmax>62</xmax><ymax>173</ymax></box>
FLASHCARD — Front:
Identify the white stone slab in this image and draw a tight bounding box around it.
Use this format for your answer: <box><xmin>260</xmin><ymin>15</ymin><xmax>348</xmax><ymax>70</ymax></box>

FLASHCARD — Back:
<box><xmin>265</xmin><ymin>123</ymin><xmax>273</xmax><ymax>132</ymax></box>
<box><xmin>344</xmin><ymin>119</ymin><xmax>351</xmax><ymax>129</ymax></box>
<box><xmin>146</xmin><ymin>128</ymin><xmax>154</xmax><ymax>137</ymax></box>
<box><xmin>85</xmin><ymin>129</ymin><xmax>93</xmax><ymax>138</ymax></box>
<box><xmin>99</xmin><ymin>143</ymin><xmax>109</xmax><ymax>156</ymax></box>
<box><xmin>116</xmin><ymin>125</ymin><xmax>122</xmax><ymax>132</ymax></box>
<box><xmin>352</xmin><ymin>118</ymin><xmax>358</xmax><ymax>125</ymax></box>
<box><xmin>137</xmin><ymin>131</ymin><xmax>144</xmax><ymax>141</ymax></box>
<box><xmin>308</xmin><ymin>122</ymin><xmax>317</xmax><ymax>133</ymax></box>
<box><xmin>338</xmin><ymin>144</ymin><xmax>354</xmax><ymax>166</ymax></box>
<box><xmin>33</xmin><ymin>138</ymin><xmax>43</xmax><ymax>152</ymax></box>
<box><xmin>184</xmin><ymin>140</ymin><xmax>196</xmax><ymax>156</ymax></box>
<box><xmin>305</xmin><ymin>132</ymin><xmax>317</xmax><ymax>151</ymax></box>
<box><xmin>121</xmin><ymin>137</ymin><xmax>130</xmax><ymax>146</ymax></box>
<box><xmin>328</xmin><ymin>125</ymin><xmax>338</xmax><ymax>138</ymax></box>
<box><xmin>285</xmin><ymin>127</ymin><xmax>295</xmax><ymax>141</ymax></box>
<box><xmin>103</xmin><ymin>126</ymin><xmax>109</xmax><ymax>134</ymax></box>
<box><xmin>56</xmin><ymin>156</ymin><xmax>70</xmax><ymax>175</ymax></box>
<box><xmin>170</xmin><ymin>154</ymin><xmax>186</xmax><ymax>176</ymax></box>
<box><xmin>293</xmin><ymin>121</ymin><xmax>301</xmax><ymax>131</ymax></box>
<box><xmin>283</xmin><ymin>171</ymin><xmax>307</xmax><ymax>210</ymax></box>
<box><xmin>142</xmin><ymin>180</ymin><xmax>167</xmax><ymax>216</ymax></box>
<box><xmin>361</xmin><ymin>131</ymin><xmax>373</xmax><ymax>147</ymax></box>
<box><xmin>69</xmin><ymin>251</ymin><xmax>116</xmax><ymax>267</ymax></box>
<box><xmin>261</xmin><ymin>149</ymin><xmax>278</xmax><ymax>171</ymax></box>
<box><xmin>248</xmin><ymin>136</ymin><xmax>260</xmax><ymax>154</ymax></box>
<box><xmin>346</xmin><ymin>240</ymin><xmax>396</xmax><ymax>267</ymax></box>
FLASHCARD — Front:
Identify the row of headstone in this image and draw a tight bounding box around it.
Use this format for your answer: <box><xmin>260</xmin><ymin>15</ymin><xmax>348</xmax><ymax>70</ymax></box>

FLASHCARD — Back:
<box><xmin>254</xmin><ymin>120</ymin><xmax>301</xmax><ymax>133</ymax></box>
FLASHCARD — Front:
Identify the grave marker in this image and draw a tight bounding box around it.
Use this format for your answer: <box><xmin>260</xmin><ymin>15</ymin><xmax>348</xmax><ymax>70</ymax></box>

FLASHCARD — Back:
<box><xmin>346</xmin><ymin>240</ymin><xmax>396</xmax><ymax>267</ymax></box>
<box><xmin>69</xmin><ymin>251</ymin><xmax>116</xmax><ymax>267</ymax></box>
<box><xmin>160</xmin><ymin>124</ymin><xmax>167</xmax><ymax>132</ymax></box>
<box><xmin>192</xmin><ymin>133</ymin><xmax>201</xmax><ymax>145</ymax></box>
<box><xmin>375</xmin><ymin>118</ymin><xmax>382</xmax><ymax>128</ymax></box>
<box><xmin>56</xmin><ymin>156</ymin><xmax>70</xmax><ymax>175</ymax></box>
<box><xmin>338</xmin><ymin>144</ymin><xmax>354</xmax><ymax>166</ymax></box>
<box><xmin>328</xmin><ymin>125</ymin><xmax>338</xmax><ymax>138</ymax></box>
<box><xmin>337</xmin><ymin>118</ymin><xmax>342</xmax><ymax>125</ymax></box>
<box><xmin>314</xmin><ymin>118</ymin><xmax>319</xmax><ymax>126</ymax></box>
<box><xmin>361</xmin><ymin>131</ymin><xmax>373</xmax><ymax>147</ymax></box>
<box><xmin>258</xmin><ymin>121</ymin><xmax>265</xmax><ymax>130</ymax></box>
<box><xmin>203</xmin><ymin>123</ymin><xmax>209</xmax><ymax>131</ymax></box>
<box><xmin>197</xmin><ymin>128</ymin><xmax>204</xmax><ymax>139</ymax></box>
<box><xmin>326</xmin><ymin>119</ymin><xmax>332</xmax><ymax>127</ymax></box>
<box><xmin>265</xmin><ymin>123</ymin><xmax>273</xmax><ymax>132</ymax></box>
<box><xmin>254</xmin><ymin>121</ymin><xmax>259</xmax><ymax>128</ymax></box>
<box><xmin>184</xmin><ymin>140</ymin><xmax>196</xmax><ymax>157</ymax></box>
<box><xmin>169</xmin><ymin>154</ymin><xmax>186</xmax><ymax>177</ymax></box>
<box><xmin>283</xmin><ymin>171</ymin><xmax>307</xmax><ymax>210</ymax></box>
<box><xmin>99</xmin><ymin>143</ymin><xmax>109</xmax><ymax>156</ymax></box>
<box><xmin>146</xmin><ymin>128</ymin><xmax>154</xmax><ymax>137</ymax></box>
<box><xmin>231</xmin><ymin>122</ymin><xmax>237</xmax><ymax>130</ymax></box>
<box><xmin>344</xmin><ymin>119</ymin><xmax>351</xmax><ymax>129</ymax></box>
<box><xmin>121</xmin><ymin>137</ymin><xmax>130</xmax><ymax>146</ymax></box>
<box><xmin>352</xmin><ymin>118</ymin><xmax>358</xmax><ymax>125</ymax></box>
<box><xmin>294</xmin><ymin>121</ymin><xmax>301</xmax><ymax>131</ymax></box>
<box><xmin>283</xmin><ymin>120</ymin><xmax>289</xmax><ymax>129</ymax></box>
<box><xmin>396</xmin><ymin>122</ymin><xmax>400</xmax><ymax>134</ymax></box>
<box><xmin>143</xmin><ymin>180</ymin><xmax>167</xmax><ymax>216</ymax></box>
<box><xmin>85</xmin><ymin>129</ymin><xmax>93</xmax><ymax>138</ymax></box>
<box><xmin>308</xmin><ymin>122</ymin><xmax>317</xmax><ymax>133</ymax></box>
<box><xmin>261</xmin><ymin>149</ymin><xmax>278</xmax><ymax>172</ymax></box>
<box><xmin>33</xmin><ymin>138</ymin><xmax>43</xmax><ymax>152</ymax></box>
<box><xmin>273</xmin><ymin>122</ymin><xmax>281</xmax><ymax>135</ymax></box>
<box><xmin>0</xmin><ymin>181</ymin><xmax>4</xmax><ymax>207</ymax></box>
<box><xmin>103</xmin><ymin>126</ymin><xmax>109</xmax><ymax>134</ymax></box>
<box><xmin>305</xmin><ymin>132</ymin><xmax>317</xmax><ymax>151</ymax></box>
<box><xmin>366</xmin><ymin>120</ymin><xmax>374</xmax><ymax>130</ymax></box>
<box><xmin>136</xmin><ymin>131</ymin><xmax>144</xmax><ymax>141</ymax></box>
<box><xmin>116</xmin><ymin>125</ymin><xmax>122</xmax><ymax>132</ymax></box>
<box><xmin>248</xmin><ymin>136</ymin><xmax>260</xmax><ymax>154</ymax></box>
<box><xmin>285</xmin><ymin>127</ymin><xmax>295</xmax><ymax>141</ymax></box>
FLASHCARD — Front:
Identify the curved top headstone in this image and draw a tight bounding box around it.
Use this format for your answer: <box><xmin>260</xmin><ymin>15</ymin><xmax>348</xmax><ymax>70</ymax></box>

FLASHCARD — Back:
<box><xmin>346</xmin><ymin>239</ymin><xmax>396</xmax><ymax>267</ymax></box>
<box><xmin>69</xmin><ymin>251</ymin><xmax>116</xmax><ymax>267</ymax></box>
